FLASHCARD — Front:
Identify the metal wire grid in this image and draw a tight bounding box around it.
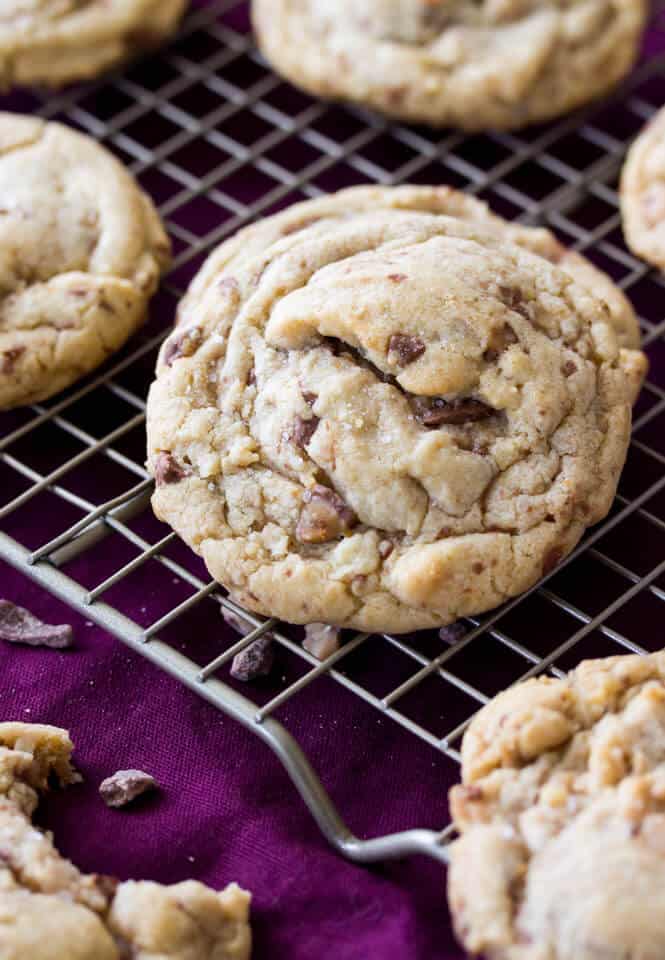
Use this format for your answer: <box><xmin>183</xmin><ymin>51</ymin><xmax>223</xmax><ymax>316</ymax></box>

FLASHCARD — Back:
<box><xmin>2</xmin><ymin>0</ymin><xmax>665</xmax><ymax>862</ymax></box>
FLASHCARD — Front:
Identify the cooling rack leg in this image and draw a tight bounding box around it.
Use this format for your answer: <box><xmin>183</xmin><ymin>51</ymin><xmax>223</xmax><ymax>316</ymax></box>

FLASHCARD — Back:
<box><xmin>255</xmin><ymin>717</ymin><xmax>452</xmax><ymax>866</ymax></box>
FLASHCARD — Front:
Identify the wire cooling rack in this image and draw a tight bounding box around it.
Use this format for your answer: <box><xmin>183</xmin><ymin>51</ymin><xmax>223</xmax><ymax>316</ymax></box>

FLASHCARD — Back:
<box><xmin>2</xmin><ymin>0</ymin><xmax>665</xmax><ymax>867</ymax></box>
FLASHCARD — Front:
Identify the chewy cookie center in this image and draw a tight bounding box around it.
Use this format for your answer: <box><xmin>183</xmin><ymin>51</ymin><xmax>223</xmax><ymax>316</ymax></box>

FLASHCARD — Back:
<box><xmin>265</xmin><ymin>234</ymin><xmax>528</xmax><ymax>400</ymax></box>
<box><xmin>0</xmin><ymin>141</ymin><xmax>99</xmax><ymax>296</ymax></box>
<box><xmin>253</xmin><ymin>234</ymin><xmax>562</xmax><ymax>536</ymax></box>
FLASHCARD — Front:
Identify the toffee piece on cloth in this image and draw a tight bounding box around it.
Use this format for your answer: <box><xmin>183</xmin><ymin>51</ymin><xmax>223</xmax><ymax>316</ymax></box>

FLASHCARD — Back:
<box><xmin>252</xmin><ymin>0</ymin><xmax>647</xmax><ymax>131</ymax></box>
<box><xmin>146</xmin><ymin>185</ymin><xmax>646</xmax><ymax>634</ymax></box>
<box><xmin>0</xmin><ymin>113</ymin><xmax>171</xmax><ymax>411</ymax></box>
<box><xmin>0</xmin><ymin>721</ymin><xmax>252</xmax><ymax>960</ymax></box>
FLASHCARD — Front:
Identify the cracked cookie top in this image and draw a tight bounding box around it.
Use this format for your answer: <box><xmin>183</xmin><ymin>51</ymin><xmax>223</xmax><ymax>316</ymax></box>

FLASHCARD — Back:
<box><xmin>621</xmin><ymin>105</ymin><xmax>665</xmax><ymax>271</ymax></box>
<box><xmin>448</xmin><ymin>651</ymin><xmax>665</xmax><ymax>960</ymax></box>
<box><xmin>252</xmin><ymin>0</ymin><xmax>647</xmax><ymax>131</ymax></box>
<box><xmin>0</xmin><ymin>0</ymin><xmax>187</xmax><ymax>88</ymax></box>
<box><xmin>0</xmin><ymin>113</ymin><xmax>170</xmax><ymax>410</ymax></box>
<box><xmin>146</xmin><ymin>185</ymin><xmax>646</xmax><ymax>633</ymax></box>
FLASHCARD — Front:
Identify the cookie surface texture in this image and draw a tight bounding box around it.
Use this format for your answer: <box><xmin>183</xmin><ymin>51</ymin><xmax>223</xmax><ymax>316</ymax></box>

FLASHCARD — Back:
<box><xmin>0</xmin><ymin>113</ymin><xmax>171</xmax><ymax>410</ymax></box>
<box><xmin>146</xmin><ymin>185</ymin><xmax>646</xmax><ymax>633</ymax></box>
<box><xmin>621</xmin><ymin>105</ymin><xmax>665</xmax><ymax>270</ymax></box>
<box><xmin>448</xmin><ymin>651</ymin><xmax>665</xmax><ymax>959</ymax></box>
<box><xmin>0</xmin><ymin>0</ymin><xmax>187</xmax><ymax>88</ymax></box>
<box><xmin>0</xmin><ymin>721</ymin><xmax>252</xmax><ymax>960</ymax></box>
<box><xmin>252</xmin><ymin>0</ymin><xmax>647</xmax><ymax>130</ymax></box>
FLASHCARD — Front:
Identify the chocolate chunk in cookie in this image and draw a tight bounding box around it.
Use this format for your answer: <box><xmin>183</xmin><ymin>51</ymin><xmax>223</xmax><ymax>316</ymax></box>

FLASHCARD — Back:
<box><xmin>412</xmin><ymin>396</ymin><xmax>495</xmax><ymax>426</ymax></box>
<box><xmin>163</xmin><ymin>326</ymin><xmax>202</xmax><ymax>367</ymax></box>
<box><xmin>230</xmin><ymin>636</ymin><xmax>275</xmax><ymax>682</ymax></box>
<box><xmin>0</xmin><ymin>115</ymin><xmax>170</xmax><ymax>411</ymax></box>
<box><xmin>295</xmin><ymin>485</ymin><xmax>358</xmax><ymax>544</ymax></box>
<box><xmin>154</xmin><ymin>453</ymin><xmax>187</xmax><ymax>487</ymax></box>
<box><xmin>388</xmin><ymin>333</ymin><xmax>426</xmax><ymax>365</ymax></box>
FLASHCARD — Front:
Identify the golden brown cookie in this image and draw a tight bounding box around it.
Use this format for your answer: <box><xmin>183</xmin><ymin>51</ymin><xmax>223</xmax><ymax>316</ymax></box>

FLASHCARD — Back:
<box><xmin>448</xmin><ymin>651</ymin><xmax>665</xmax><ymax>959</ymax></box>
<box><xmin>146</xmin><ymin>185</ymin><xmax>646</xmax><ymax>633</ymax></box>
<box><xmin>253</xmin><ymin>0</ymin><xmax>647</xmax><ymax>130</ymax></box>
<box><xmin>0</xmin><ymin>113</ymin><xmax>171</xmax><ymax>410</ymax></box>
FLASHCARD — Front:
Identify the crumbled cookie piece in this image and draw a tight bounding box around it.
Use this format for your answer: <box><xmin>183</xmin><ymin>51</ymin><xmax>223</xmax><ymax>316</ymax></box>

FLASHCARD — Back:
<box><xmin>448</xmin><ymin>650</ymin><xmax>665</xmax><ymax>960</ymax></box>
<box><xmin>0</xmin><ymin>722</ymin><xmax>252</xmax><ymax>959</ymax></box>
<box><xmin>99</xmin><ymin>770</ymin><xmax>159</xmax><ymax>809</ymax></box>
<box><xmin>303</xmin><ymin>623</ymin><xmax>341</xmax><ymax>660</ymax></box>
<box><xmin>0</xmin><ymin>599</ymin><xmax>73</xmax><ymax>649</ymax></box>
<box><xmin>147</xmin><ymin>185</ymin><xmax>645</xmax><ymax>634</ymax></box>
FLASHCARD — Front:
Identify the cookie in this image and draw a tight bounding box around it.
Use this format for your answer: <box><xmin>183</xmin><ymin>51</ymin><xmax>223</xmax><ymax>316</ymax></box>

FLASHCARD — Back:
<box><xmin>621</xmin><ymin>106</ymin><xmax>665</xmax><ymax>270</ymax></box>
<box><xmin>448</xmin><ymin>651</ymin><xmax>665</xmax><ymax>960</ymax></box>
<box><xmin>0</xmin><ymin>722</ymin><xmax>252</xmax><ymax>960</ymax></box>
<box><xmin>146</xmin><ymin>185</ymin><xmax>646</xmax><ymax>634</ymax></box>
<box><xmin>0</xmin><ymin>0</ymin><xmax>187</xmax><ymax>88</ymax></box>
<box><xmin>0</xmin><ymin>113</ymin><xmax>171</xmax><ymax>411</ymax></box>
<box><xmin>252</xmin><ymin>0</ymin><xmax>647</xmax><ymax>131</ymax></box>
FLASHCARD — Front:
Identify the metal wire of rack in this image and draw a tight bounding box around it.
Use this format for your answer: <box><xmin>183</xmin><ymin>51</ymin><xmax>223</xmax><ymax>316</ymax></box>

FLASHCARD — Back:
<box><xmin>2</xmin><ymin>0</ymin><xmax>665</xmax><ymax>867</ymax></box>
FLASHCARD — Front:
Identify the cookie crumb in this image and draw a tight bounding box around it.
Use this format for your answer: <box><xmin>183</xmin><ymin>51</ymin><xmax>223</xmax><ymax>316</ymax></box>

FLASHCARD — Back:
<box><xmin>439</xmin><ymin>622</ymin><xmax>467</xmax><ymax>645</ymax></box>
<box><xmin>99</xmin><ymin>769</ymin><xmax>158</xmax><ymax>808</ymax></box>
<box><xmin>0</xmin><ymin>599</ymin><xmax>73</xmax><ymax>649</ymax></box>
<box><xmin>303</xmin><ymin>623</ymin><xmax>341</xmax><ymax>660</ymax></box>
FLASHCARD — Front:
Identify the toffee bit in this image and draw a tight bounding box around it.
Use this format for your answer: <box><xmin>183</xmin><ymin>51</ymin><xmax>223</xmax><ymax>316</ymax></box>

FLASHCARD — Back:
<box><xmin>438</xmin><ymin>622</ymin><xmax>467</xmax><ymax>646</ymax></box>
<box><xmin>413</xmin><ymin>396</ymin><xmax>495</xmax><ymax>427</ymax></box>
<box><xmin>99</xmin><ymin>770</ymin><xmax>158</xmax><ymax>808</ymax></box>
<box><xmin>291</xmin><ymin>414</ymin><xmax>320</xmax><ymax>448</ymax></box>
<box><xmin>163</xmin><ymin>326</ymin><xmax>202</xmax><ymax>367</ymax></box>
<box><xmin>388</xmin><ymin>333</ymin><xmax>426</xmax><ymax>366</ymax></box>
<box><xmin>0</xmin><ymin>599</ymin><xmax>73</xmax><ymax>649</ymax></box>
<box><xmin>153</xmin><ymin>452</ymin><xmax>187</xmax><ymax>486</ymax></box>
<box><xmin>230</xmin><ymin>636</ymin><xmax>274</xmax><ymax>682</ymax></box>
<box><xmin>295</xmin><ymin>485</ymin><xmax>358</xmax><ymax>544</ymax></box>
<box><xmin>222</xmin><ymin>608</ymin><xmax>276</xmax><ymax>682</ymax></box>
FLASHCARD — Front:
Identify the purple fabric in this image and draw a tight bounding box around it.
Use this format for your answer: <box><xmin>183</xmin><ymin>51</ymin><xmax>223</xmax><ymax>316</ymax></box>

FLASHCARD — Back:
<box><xmin>0</xmin><ymin>559</ymin><xmax>459</xmax><ymax>959</ymax></box>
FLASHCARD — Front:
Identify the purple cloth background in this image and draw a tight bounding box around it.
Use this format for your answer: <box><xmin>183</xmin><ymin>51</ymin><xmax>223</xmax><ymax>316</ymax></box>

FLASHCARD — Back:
<box><xmin>1</xmin><ymin>2</ymin><xmax>665</xmax><ymax>958</ymax></box>
<box><xmin>0</xmin><ymin>558</ymin><xmax>459</xmax><ymax>959</ymax></box>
